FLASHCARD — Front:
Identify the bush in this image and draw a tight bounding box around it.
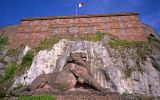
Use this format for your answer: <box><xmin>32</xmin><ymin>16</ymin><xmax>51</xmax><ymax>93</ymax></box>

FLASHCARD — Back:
<box><xmin>37</xmin><ymin>35</ymin><xmax>61</xmax><ymax>50</ymax></box>
<box><xmin>4</xmin><ymin>63</ymin><xmax>16</xmax><ymax>81</ymax></box>
<box><xmin>0</xmin><ymin>35</ymin><xmax>8</xmax><ymax>45</ymax></box>
<box><xmin>21</xmin><ymin>50</ymin><xmax>34</xmax><ymax>66</ymax></box>
<box><xmin>0</xmin><ymin>92</ymin><xmax>6</xmax><ymax>98</ymax></box>
<box><xmin>18</xmin><ymin>95</ymin><xmax>55</xmax><ymax>100</ymax></box>
<box><xmin>148</xmin><ymin>35</ymin><xmax>158</xmax><ymax>43</ymax></box>
<box><xmin>108</xmin><ymin>39</ymin><xmax>130</xmax><ymax>48</ymax></box>
<box><xmin>16</xmin><ymin>50</ymin><xmax>34</xmax><ymax>75</ymax></box>
<box><xmin>81</xmin><ymin>31</ymin><xmax>105</xmax><ymax>41</ymax></box>
<box><xmin>122</xmin><ymin>92</ymin><xmax>129</xmax><ymax>96</ymax></box>
<box><xmin>6</xmin><ymin>48</ymin><xmax>18</xmax><ymax>57</ymax></box>
<box><xmin>155</xmin><ymin>65</ymin><xmax>160</xmax><ymax>72</ymax></box>
<box><xmin>0</xmin><ymin>63</ymin><xmax>16</xmax><ymax>84</ymax></box>
<box><xmin>108</xmin><ymin>39</ymin><xmax>145</xmax><ymax>48</ymax></box>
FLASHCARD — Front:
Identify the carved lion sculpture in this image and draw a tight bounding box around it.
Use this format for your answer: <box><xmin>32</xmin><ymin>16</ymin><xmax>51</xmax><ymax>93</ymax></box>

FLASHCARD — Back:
<box><xmin>11</xmin><ymin>52</ymin><xmax>110</xmax><ymax>96</ymax></box>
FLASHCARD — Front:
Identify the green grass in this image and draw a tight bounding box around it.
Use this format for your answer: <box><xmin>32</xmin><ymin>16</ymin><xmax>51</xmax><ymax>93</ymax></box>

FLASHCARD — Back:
<box><xmin>108</xmin><ymin>39</ymin><xmax>149</xmax><ymax>63</ymax></box>
<box><xmin>36</xmin><ymin>35</ymin><xmax>61</xmax><ymax>51</ymax></box>
<box><xmin>122</xmin><ymin>92</ymin><xmax>129</xmax><ymax>96</ymax></box>
<box><xmin>0</xmin><ymin>35</ymin><xmax>8</xmax><ymax>46</ymax></box>
<box><xmin>0</xmin><ymin>63</ymin><xmax>16</xmax><ymax>95</ymax></box>
<box><xmin>0</xmin><ymin>92</ymin><xmax>6</xmax><ymax>98</ymax></box>
<box><xmin>35</xmin><ymin>32</ymin><xmax>106</xmax><ymax>51</ymax></box>
<box><xmin>20</xmin><ymin>50</ymin><xmax>34</xmax><ymax>66</ymax></box>
<box><xmin>16</xmin><ymin>50</ymin><xmax>34</xmax><ymax>75</ymax></box>
<box><xmin>6</xmin><ymin>48</ymin><xmax>18</xmax><ymax>57</ymax></box>
<box><xmin>79</xmin><ymin>31</ymin><xmax>106</xmax><ymax>42</ymax></box>
<box><xmin>136</xmin><ymin>46</ymin><xmax>149</xmax><ymax>61</ymax></box>
<box><xmin>108</xmin><ymin>39</ymin><xmax>145</xmax><ymax>48</ymax></box>
<box><xmin>18</xmin><ymin>95</ymin><xmax>55</xmax><ymax>100</ymax></box>
<box><xmin>0</xmin><ymin>63</ymin><xmax>16</xmax><ymax>84</ymax></box>
<box><xmin>148</xmin><ymin>35</ymin><xmax>159</xmax><ymax>43</ymax></box>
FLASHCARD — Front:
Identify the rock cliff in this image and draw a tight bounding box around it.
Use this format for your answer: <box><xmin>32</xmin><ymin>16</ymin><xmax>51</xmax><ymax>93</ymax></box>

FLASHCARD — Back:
<box><xmin>11</xmin><ymin>35</ymin><xmax>160</xmax><ymax>96</ymax></box>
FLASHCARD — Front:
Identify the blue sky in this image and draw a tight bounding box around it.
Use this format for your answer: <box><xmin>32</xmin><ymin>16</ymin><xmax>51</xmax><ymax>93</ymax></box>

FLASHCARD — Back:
<box><xmin>0</xmin><ymin>0</ymin><xmax>160</xmax><ymax>33</ymax></box>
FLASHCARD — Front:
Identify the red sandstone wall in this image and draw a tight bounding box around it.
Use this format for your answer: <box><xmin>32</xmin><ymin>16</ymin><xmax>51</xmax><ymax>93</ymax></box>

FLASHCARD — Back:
<box><xmin>0</xmin><ymin>13</ymin><xmax>148</xmax><ymax>48</ymax></box>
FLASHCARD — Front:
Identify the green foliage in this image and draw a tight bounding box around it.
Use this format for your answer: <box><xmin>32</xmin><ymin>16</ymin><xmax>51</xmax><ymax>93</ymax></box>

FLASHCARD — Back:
<box><xmin>0</xmin><ymin>92</ymin><xmax>6</xmax><ymax>98</ymax></box>
<box><xmin>155</xmin><ymin>65</ymin><xmax>160</xmax><ymax>72</ymax></box>
<box><xmin>122</xmin><ymin>92</ymin><xmax>129</xmax><ymax>96</ymax></box>
<box><xmin>6</xmin><ymin>48</ymin><xmax>18</xmax><ymax>57</ymax></box>
<box><xmin>17</xmin><ymin>50</ymin><xmax>34</xmax><ymax>74</ymax></box>
<box><xmin>0</xmin><ymin>78</ymin><xmax>14</xmax><ymax>95</ymax></box>
<box><xmin>95</xmin><ymin>31</ymin><xmax>105</xmax><ymax>40</ymax></box>
<box><xmin>82</xmin><ymin>31</ymin><xmax>105</xmax><ymax>41</ymax></box>
<box><xmin>18</xmin><ymin>95</ymin><xmax>55</xmax><ymax>100</ymax></box>
<box><xmin>148</xmin><ymin>35</ymin><xmax>158</xmax><ymax>43</ymax></box>
<box><xmin>0</xmin><ymin>63</ymin><xmax>16</xmax><ymax>84</ymax></box>
<box><xmin>0</xmin><ymin>63</ymin><xmax>16</xmax><ymax>93</ymax></box>
<box><xmin>21</xmin><ymin>50</ymin><xmax>34</xmax><ymax>66</ymax></box>
<box><xmin>4</xmin><ymin>63</ymin><xmax>16</xmax><ymax>81</ymax></box>
<box><xmin>0</xmin><ymin>35</ymin><xmax>8</xmax><ymax>45</ymax></box>
<box><xmin>108</xmin><ymin>39</ymin><xmax>149</xmax><ymax>65</ymax></box>
<box><xmin>136</xmin><ymin>46</ymin><xmax>148</xmax><ymax>60</ymax></box>
<box><xmin>108</xmin><ymin>39</ymin><xmax>145</xmax><ymax>48</ymax></box>
<box><xmin>37</xmin><ymin>35</ymin><xmax>61</xmax><ymax>50</ymax></box>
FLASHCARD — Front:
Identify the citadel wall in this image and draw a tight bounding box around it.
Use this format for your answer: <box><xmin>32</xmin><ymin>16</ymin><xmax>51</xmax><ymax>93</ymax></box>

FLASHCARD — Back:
<box><xmin>0</xmin><ymin>12</ymin><xmax>148</xmax><ymax>48</ymax></box>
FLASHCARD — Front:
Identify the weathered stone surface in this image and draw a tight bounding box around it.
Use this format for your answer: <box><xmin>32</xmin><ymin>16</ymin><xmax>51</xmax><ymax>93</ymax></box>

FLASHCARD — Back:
<box><xmin>12</xmin><ymin>39</ymin><xmax>160</xmax><ymax>96</ymax></box>
<box><xmin>12</xmin><ymin>39</ymin><xmax>69</xmax><ymax>87</ymax></box>
<box><xmin>11</xmin><ymin>52</ymin><xmax>109</xmax><ymax>96</ymax></box>
<box><xmin>0</xmin><ymin>63</ymin><xmax>4</xmax><ymax>69</ymax></box>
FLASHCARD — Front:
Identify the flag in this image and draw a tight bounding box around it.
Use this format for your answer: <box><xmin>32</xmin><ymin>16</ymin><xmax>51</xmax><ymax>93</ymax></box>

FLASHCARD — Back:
<box><xmin>78</xmin><ymin>2</ymin><xmax>84</xmax><ymax>8</ymax></box>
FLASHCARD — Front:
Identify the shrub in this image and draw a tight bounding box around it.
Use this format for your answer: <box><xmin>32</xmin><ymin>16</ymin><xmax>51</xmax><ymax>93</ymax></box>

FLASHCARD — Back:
<box><xmin>37</xmin><ymin>35</ymin><xmax>61</xmax><ymax>50</ymax></box>
<box><xmin>0</xmin><ymin>63</ymin><xmax>16</xmax><ymax>84</ymax></box>
<box><xmin>108</xmin><ymin>39</ymin><xmax>145</xmax><ymax>48</ymax></box>
<box><xmin>0</xmin><ymin>35</ymin><xmax>8</xmax><ymax>45</ymax></box>
<box><xmin>4</xmin><ymin>63</ymin><xmax>16</xmax><ymax>81</ymax></box>
<box><xmin>6</xmin><ymin>48</ymin><xmax>18</xmax><ymax>57</ymax></box>
<box><xmin>81</xmin><ymin>31</ymin><xmax>106</xmax><ymax>41</ymax></box>
<box><xmin>0</xmin><ymin>92</ymin><xmax>6</xmax><ymax>98</ymax></box>
<box><xmin>136</xmin><ymin>47</ymin><xmax>148</xmax><ymax>61</ymax></box>
<box><xmin>21</xmin><ymin>50</ymin><xmax>34</xmax><ymax>66</ymax></box>
<box><xmin>108</xmin><ymin>39</ymin><xmax>130</xmax><ymax>48</ymax></box>
<box><xmin>95</xmin><ymin>31</ymin><xmax>105</xmax><ymax>40</ymax></box>
<box><xmin>0</xmin><ymin>78</ymin><xmax>14</xmax><ymax>95</ymax></box>
<box><xmin>16</xmin><ymin>50</ymin><xmax>34</xmax><ymax>74</ymax></box>
<box><xmin>122</xmin><ymin>92</ymin><xmax>129</xmax><ymax>96</ymax></box>
<box><xmin>155</xmin><ymin>65</ymin><xmax>160</xmax><ymax>72</ymax></box>
<box><xmin>148</xmin><ymin>35</ymin><xmax>158</xmax><ymax>43</ymax></box>
<box><xmin>0</xmin><ymin>63</ymin><xmax>16</xmax><ymax>94</ymax></box>
<box><xmin>18</xmin><ymin>95</ymin><xmax>55</xmax><ymax>100</ymax></box>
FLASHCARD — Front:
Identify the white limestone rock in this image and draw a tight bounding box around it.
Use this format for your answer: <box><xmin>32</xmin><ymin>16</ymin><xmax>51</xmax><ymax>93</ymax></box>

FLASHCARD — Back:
<box><xmin>12</xmin><ymin>39</ymin><xmax>160</xmax><ymax>96</ymax></box>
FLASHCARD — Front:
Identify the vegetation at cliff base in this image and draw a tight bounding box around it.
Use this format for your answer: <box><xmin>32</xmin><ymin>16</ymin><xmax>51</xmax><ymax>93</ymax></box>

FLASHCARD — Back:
<box><xmin>18</xmin><ymin>95</ymin><xmax>55</xmax><ymax>100</ymax></box>
<box><xmin>0</xmin><ymin>63</ymin><xmax>16</xmax><ymax>98</ymax></box>
<box><xmin>0</xmin><ymin>63</ymin><xmax>16</xmax><ymax>84</ymax></box>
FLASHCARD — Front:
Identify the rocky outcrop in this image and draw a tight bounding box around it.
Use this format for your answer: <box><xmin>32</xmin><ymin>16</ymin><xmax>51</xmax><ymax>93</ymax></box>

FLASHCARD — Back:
<box><xmin>0</xmin><ymin>45</ymin><xmax>30</xmax><ymax>77</ymax></box>
<box><xmin>12</xmin><ymin>38</ymin><xmax>160</xmax><ymax>96</ymax></box>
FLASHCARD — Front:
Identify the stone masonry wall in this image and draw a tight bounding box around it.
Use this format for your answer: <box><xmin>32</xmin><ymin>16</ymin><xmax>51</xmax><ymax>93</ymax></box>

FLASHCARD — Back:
<box><xmin>0</xmin><ymin>12</ymin><xmax>147</xmax><ymax>48</ymax></box>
